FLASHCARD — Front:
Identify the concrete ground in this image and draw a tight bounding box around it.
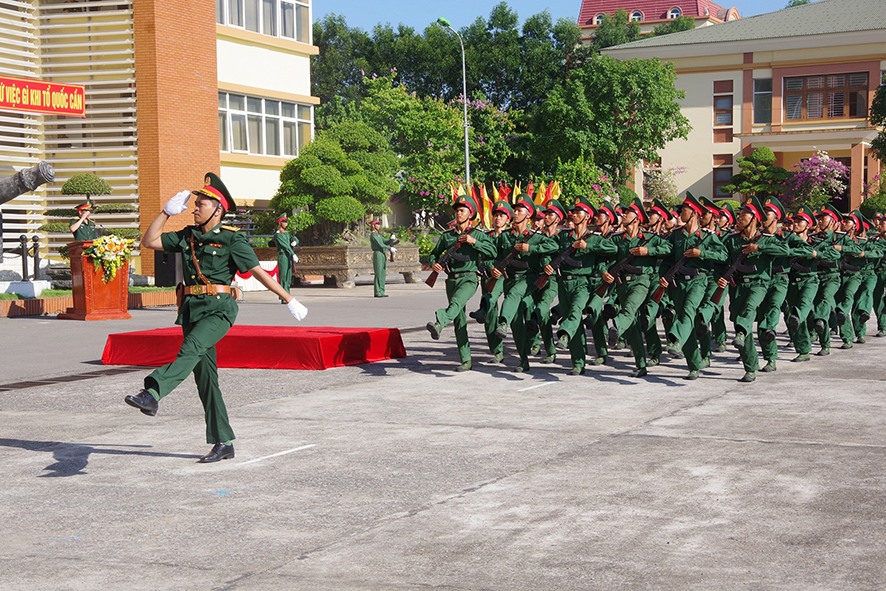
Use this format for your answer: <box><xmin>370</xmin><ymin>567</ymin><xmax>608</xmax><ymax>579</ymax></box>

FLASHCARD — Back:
<box><xmin>1</xmin><ymin>275</ymin><xmax>885</xmax><ymax>590</ymax></box>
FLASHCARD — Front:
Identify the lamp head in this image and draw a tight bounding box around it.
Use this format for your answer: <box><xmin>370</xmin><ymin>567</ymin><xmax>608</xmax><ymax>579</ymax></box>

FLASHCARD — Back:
<box><xmin>436</xmin><ymin>17</ymin><xmax>451</xmax><ymax>28</ymax></box>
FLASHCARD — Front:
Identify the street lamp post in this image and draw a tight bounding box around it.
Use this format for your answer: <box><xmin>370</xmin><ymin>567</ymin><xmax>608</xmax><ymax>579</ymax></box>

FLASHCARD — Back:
<box><xmin>436</xmin><ymin>17</ymin><xmax>470</xmax><ymax>189</ymax></box>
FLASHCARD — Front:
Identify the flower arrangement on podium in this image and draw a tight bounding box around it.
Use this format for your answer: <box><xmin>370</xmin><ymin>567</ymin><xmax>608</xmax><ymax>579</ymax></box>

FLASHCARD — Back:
<box><xmin>83</xmin><ymin>234</ymin><xmax>134</xmax><ymax>282</ymax></box>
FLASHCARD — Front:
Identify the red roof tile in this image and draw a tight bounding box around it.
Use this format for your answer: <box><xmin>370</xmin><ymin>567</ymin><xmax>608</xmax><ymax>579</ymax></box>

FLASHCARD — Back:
<box><xmin>578</xmin><ymin>0</ymin><xmax>732</xmax><ymax>26</ymax></box>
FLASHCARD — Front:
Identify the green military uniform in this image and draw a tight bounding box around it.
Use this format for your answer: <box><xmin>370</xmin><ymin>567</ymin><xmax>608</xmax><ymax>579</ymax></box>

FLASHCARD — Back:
<box><xmin>71</xmin><ymin>201</ymin><xmax>99</xmax><ymax>241</ymax></box>
<box><xmin>269</xmin><ymin>216</ymin><xmax>299</xmax><ymax>302</ymax></box>
<box><xmin>721</xmin><ymin>196</ymin><xmax>792</xmax><ymax>382</ymax></box>
<box><xmin>495</xmin><ymin>196</ymin><xmax>558</xmax><ymax>372</ymax></box>
<box><xmin>427</xmin><ymin>196</ymin><xmax>497</xmax><ymax>370</ymax></box>
<box><xmin>833</xmin><ymin>213</ymin><xmax>866</xmax><ymax>347</ymax></box>
<box><xmin>370</xmin><ymin>222</ymin><xmax>395</xmax><ymax>297</ymax></box>
<box><xmin>476</xmin><ymin>227</ymin><xmax>507</xmax><ymax>361</ymax></box>
<box><xmin>552</xmin><ymin>197</ymin><xmax>617</xmax><ymax>374</ymax></box>
<box><xmin>811</xmin><ymin>206</ymin><xmax>846</xmax><ymax>355</ymax></box>
<box><xmin>528</xmin><ymin>199</ymin><xmax>568</xmax><ymax>363</ymax></box>
<box><xmin>756</xmin><ymin>197</ymin><xmax>792</xmax><ymax>370</ymax></box>
<box><xmin>849</xmin><ymin>216</ymin><xmax>880</xmax><ymax>342</ymax></box>
<box><xmin>144</xmin><ymin>221</ymin><xmax>258</xmax><ymax>445</ymax></box>
<box><xmin>584</xmin><ymin>204</ymin><xmax>620</xmax><ymax>365</ymax></box>
<box><xmin>868</xmin><ymin>219</ymin><xmax>886</xmax><ymax>337</ymax></box>
<box><xmin>605</xmin><ymin>198</ymin><xmax>670</xmax><ymax>375</ymax></box>
<box><xmin>784</xmin><ymin>207</ymin><xmax>837</xmax><ymax>361</ymax></box>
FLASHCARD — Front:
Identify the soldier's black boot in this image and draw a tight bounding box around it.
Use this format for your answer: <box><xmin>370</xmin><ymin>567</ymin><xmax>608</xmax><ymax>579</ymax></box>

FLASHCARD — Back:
<box><xmin>124</xmin><ymin>389</ymin><xmax>158</xmax><ymax>417</ymax></box>
<box><xmin>198</xmin><ymin>442</ymin><xmax>235</xmax><ymax>463</ymax></box>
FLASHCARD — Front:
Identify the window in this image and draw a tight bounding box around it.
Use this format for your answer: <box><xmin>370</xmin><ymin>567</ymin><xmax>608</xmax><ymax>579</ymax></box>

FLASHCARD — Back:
<box><xmin>630</xmin><ymin>11</ymin><xmax>643</xmax><ymax>21</ymax></box>
<box><xmin>219</xmin><ymin>91</ymin><xmax>313</xmax><ymax>157</ymax></box>
<box><xmin>784</xmin><ymin>72</ymin><xmax>868</xmax><ymax>121</ymax></box>
<box><xmin>713</xmin><ymin>80</ymin><xmax>733</xmax><ymax>143</ymax></box>
<box><xmin>216</xmin><ymin>0</ymin><xmax>311</xmax><ymax>43</ymax></box>
<box><xmin>668</xmin><ymin>7</ymin><xmax>682</xmax><ymax>19</ymax></box>
<box><xmin>753</xmin><ymin>78</ymin><xmax>772</xmax><ymax>124</ymax></box>
<box><xmin>594</xmin><ymin>13</ymin><xmax>604</xmax><ymax>25</ymax></box>
<box><xmin>714</xmin><ymin>96</ymin><xmax>733</xmax><ymax>125</ymax></box>
<box><xmin>713</xmin><ymin>155</ymin><xmax>734</xmax><ymax>198</ymax></box>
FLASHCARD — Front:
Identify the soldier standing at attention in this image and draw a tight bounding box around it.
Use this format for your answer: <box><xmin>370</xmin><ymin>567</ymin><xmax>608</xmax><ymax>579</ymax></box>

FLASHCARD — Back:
<box><xmin>69</xmin><ymin>200</ymin><xmax>100</xmax><ymax>241</ymax></box>
<box><xmin>124</xmin><ymin>173</ymin><xmax>309</xmax><ymax>463</ymax></box>
<box><xmin>369</xmin><ymin>218</ymin><xmax>397</xmax><ymax>298</ymax></box>
<box><xmin>269</xmin><ymin>214</ymin><xmax>299</xmax><ymax>303</ymax></box>
<box><xmin>426</xmin><ymin>195</ymin><xmax>496</xmax><ymax>371</ymax></box>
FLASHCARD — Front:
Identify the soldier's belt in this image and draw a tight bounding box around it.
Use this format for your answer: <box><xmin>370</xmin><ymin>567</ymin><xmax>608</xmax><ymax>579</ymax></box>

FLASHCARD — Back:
<box><xmin>737</xmin><ymin>275</ymin><xmax>766</xmax><ymax>284</ymax></box>
<box><xmin>561</xmin><ymin>274</ymin><xmax>589</xmax><ymax>280</ymax></box>
<box><xmin>446</xmin><ymin>271</ymin><xmax>477</xmax><ymax>279</ymax></box>
<box><xmin>182</xmin><ymin>284</ymin><xmax>233</xmax><ymax>296</ymax></box>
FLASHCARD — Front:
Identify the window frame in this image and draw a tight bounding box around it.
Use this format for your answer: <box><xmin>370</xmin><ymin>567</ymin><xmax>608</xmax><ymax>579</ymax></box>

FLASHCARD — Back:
<box><xmin>630</xmin><ymin>10</ymin><xmax>644</xmax><ymax>22</ymax></box>
<box><xmin>219</xmin><ymin>91</ymin><xmax>313</xmax><ymax>158</ymax></box>
<box><xmin>783</xmin><ymin>72</ymin><xmax>869</xmax><ymax>122</ymax></box>
<box><xmin>216</xmin><ymin>0</ymin><xmax>312</xmax><ymax>44</ymax></box>
<box><xmin>668</xmin><ymin>7</ymin><xmax>682</xmax><ymax>19</ymax></box>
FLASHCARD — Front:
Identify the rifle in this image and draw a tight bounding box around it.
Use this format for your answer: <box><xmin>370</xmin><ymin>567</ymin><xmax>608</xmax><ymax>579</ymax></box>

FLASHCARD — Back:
<box><xmin>425</xmin><ymin>239</ymin><xmax>463</xmax><ymax>288</ymax></box>
<box><xmin>593</xmin><ymin>234</ymin><xmax>652</xmax><ymax>298</ymax></box>
<box><xmin>711</xmin><ymin>241</ymin><xmax>760</xmax><ymax>304</ymax></box>
<box><xmin>484</xmin><ymin>231</ymin><xmax>534</xmax><ymax>293</ymax></box>
<box><xmin>650</xmin><ymin>231</ymin><xmax>714</xmax><ymax>304</ymax></box>
<box><xmin>535</xmin><ymin>231</ymin><xmax>591</xmax><ymax>289</ymax></box>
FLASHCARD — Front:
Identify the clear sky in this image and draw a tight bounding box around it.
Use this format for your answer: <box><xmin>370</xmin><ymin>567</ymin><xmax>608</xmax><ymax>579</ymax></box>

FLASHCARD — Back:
<box><xmin>315</xmin><ymin>1</ymin><xmax>787</xmax><ymax>32</ymax></box>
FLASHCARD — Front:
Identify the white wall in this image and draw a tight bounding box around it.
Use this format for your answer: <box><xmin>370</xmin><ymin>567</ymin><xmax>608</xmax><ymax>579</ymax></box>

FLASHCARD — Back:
<box><xmin>216</xmin><ymin>39</ymin><xmax>311</xmax><ymax>96</ymax></box>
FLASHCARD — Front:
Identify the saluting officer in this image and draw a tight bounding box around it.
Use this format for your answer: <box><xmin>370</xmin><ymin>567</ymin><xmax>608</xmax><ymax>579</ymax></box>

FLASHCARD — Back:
<box><xmin>70</xmin><ymin>200</ymin><xmax>101</xmax><ymax>241</ymax></box>
<box><xmin>426</xmin><ymin>195</ymin><xmax>497</xmax><ymax>371</ymax></box>
<box><xmin>125</xmin><ymin>173</ymin><xmax>309</xmax><ymax>463</ymax></box>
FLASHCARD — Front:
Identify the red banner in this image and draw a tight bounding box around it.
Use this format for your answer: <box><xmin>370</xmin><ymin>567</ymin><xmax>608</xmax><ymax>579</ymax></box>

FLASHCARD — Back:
<box><xmin>0</xmin><ymin>75</ymin><xmax>85</xmax><ymax>117</ymax></box>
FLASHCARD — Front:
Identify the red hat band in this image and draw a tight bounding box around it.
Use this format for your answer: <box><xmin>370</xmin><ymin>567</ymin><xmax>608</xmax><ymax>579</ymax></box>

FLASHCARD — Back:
<box><xmin>744</xmin><ymin>203</ymin><xmax>763</xmax><ymax>222</ymax></box>
<box><xmin>629</xmin><ymin>203</ymin><xmax>644</xmax><ymax>220</ymax></box>
<box><xmin>572</xmin><ymin>202</ymin><xmax>594</xmax><ymax>216</ymax></box>
<box><xmin>198</xmin><ymin>185</ymin><xmax>228</xmax><ymax>211</ymax></box>
<box><xmin>764</xmin><ymin>203</ymin><xmax>782</xmax><ymax>220</ymax></box>
<box><xmin>682</xmin><ymin>199</ymin><xmax>704</xmax><ymax>217</ymax></box>
<box><xmin>796</xmin><ymin>212</ymin><xmax>814</xmax><ymax>227</ymax></box>
<box><xmin>649</xmin><ymin>205</ymin><xmax>668</xmax><ymax>220</ymax></box>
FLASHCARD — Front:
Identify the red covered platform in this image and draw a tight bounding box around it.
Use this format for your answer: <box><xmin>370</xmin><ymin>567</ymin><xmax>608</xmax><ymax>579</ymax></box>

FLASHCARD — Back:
<box><xmin>101</xmin><ymin>325</ymin><xmax>407</xmax><ymax>370</ymax></box>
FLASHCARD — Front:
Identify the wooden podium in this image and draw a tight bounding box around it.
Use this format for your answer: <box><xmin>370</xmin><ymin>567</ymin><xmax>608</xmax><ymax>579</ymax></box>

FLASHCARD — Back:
<box><xmin>58</xmin><ymin>240</ymin><xmax>131</xmax><ymax>321</ymax></box>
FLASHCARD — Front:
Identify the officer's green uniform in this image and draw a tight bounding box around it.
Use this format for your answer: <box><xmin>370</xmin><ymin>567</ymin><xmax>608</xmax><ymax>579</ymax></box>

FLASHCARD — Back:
<box><xmin>428</xmin><ymin>223</ymin><xmax>496</xmax><ymax>365</ymax></box>
<box><xmin>370</xmin><ymin>226</ymin><xmax>395</xmax><ymax>297</ymax></box>
<box><xmin>270</xmin><ymin>228</ymin><xmax>298</xmax><ymax>301</ymax></box>
<box><xmin>71</xmin><ymin>217</ymin><xmax>99</xmax><ymax>241</ymax></box>
<box><xmin>143</xmin><ymin>221</ymin><xmax>259</xmax><ymax>444</ymax></box>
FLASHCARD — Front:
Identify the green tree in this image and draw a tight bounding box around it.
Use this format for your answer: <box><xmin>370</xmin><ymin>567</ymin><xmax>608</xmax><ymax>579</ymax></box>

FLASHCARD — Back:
<box><xmin>532</xmin><ymin>55</ymin><xmax>691</xmax><ymax>186</ymax></box>
<box><xmin>312</xmin><ymin>14</ymin><xmax>372</xmax><ymax>108</ymax></box>
<box><xmin>61</xmin><ymin>173</ymin><xmax>112</xmax><ymax>202</ymax></box>
<box><xmin>720</xmin><ymin>147</ymin><xmax>790</xmax><ymax>198</ymax></box>
<box><xmin>271</xmin><ymin>121</ymin><xmax>398</xmax><ymax>245</ymax></box>
<box><xmin>592</xmin><ymin>9</ymin><xmax>640</xmax><ymax>51</ymax></box>
<box><xmin>786</xmin><ymin>0</ymin><xmax>811</xmax><ymax>7</ymax></box>
<box><xmin>870</xmin><ymin>73</ymin><xmax>886</xmax><ymax>160</ymax></box>
<box><xmin>652</xmin><ymin>16</ymin><xmax>695</xmax><ymax>37</ymax></box>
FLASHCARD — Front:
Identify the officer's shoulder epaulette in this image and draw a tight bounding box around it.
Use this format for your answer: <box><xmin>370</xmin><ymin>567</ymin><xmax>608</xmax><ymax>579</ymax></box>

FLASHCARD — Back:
<box><xmin>609</xmin><ymin>230</ymin><xmax>626</xmax><ymax>238</ymax></box>
<box><xmin>221</xmin><ymin>225</ymin><xmax>239</xmax><ymax>232</ymax></box>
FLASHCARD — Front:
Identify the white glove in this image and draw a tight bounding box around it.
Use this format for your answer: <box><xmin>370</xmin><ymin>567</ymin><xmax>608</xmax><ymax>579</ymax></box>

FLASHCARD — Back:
<box><xmin>290</xmin><ymin>240</ymin><xmax>298</xmax><ymax>247</ymax></box>
<box><xmin>287</xmin><ymin>297</ymin><xmax>308</xmax><ymax>321</ymax></box>
<box><xmin>292</xmin><ymin>253</ymin><xmax>299</xmax><ymax>263</ymax></box>
<box><xmin>163</xmin><ymin>190</ymin><xmax>191</xmax><ymax>216</ymax></box>
<box><xmin>390</xmin><ymin>247</ymin><xmax>397</xmax><ymax>254</ymax></box>
<box><xmin>390</xmin><ymin>233</ymin><xmax>397</xmax><ymax>241</ymax></box>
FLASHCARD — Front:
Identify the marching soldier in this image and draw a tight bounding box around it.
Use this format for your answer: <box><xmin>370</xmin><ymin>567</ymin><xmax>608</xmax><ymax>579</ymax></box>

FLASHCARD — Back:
<box><xmin>125</xmin><ymin>173</ymin><xmax>308</xmax><ymax>463</ymax></box>
<box><xmin>549</xmin><ymin>197</ymin><xmax>617</xmax><ymax>375</ymax></box>
<box><xmin>269</xmin><ymin>214</ymin><xmax>299</xmax><ymax>303</ymax></box>
<box><xmin>871</xmin><ymin>214</ymin><xmax>886</xmax><ymax>338</ymax></box>
<box><xmin>69</xmin><ymin>200</ymin><xmax>101</xmax><ymax>241</ymax></box>
<box><xmin>471</xmin><ymin>200</ymin><xmax>513</xmax><ymax>363</ymax></box>
<box><xmin>832</xmin><ymin>211</ymin><xmax>866</xmax><ymax>348</ymax></box>
<box><xmin>756</xmin><ymin>196</ymin><xmax>792</xmax><ymax>372</ymax></box>
<box><xmin>660</xmin><ymin>192</ymin><xmax>727</xmax><ymax>380</ymax></box>
<box><xmin>848</xmin><ymin>213</ymin><xmax>881</xmax><ymax>343</ymax></box>
<box><xmin>601</xmin><ymin>197</ymin><xmax>669</xmax><ymax>377</ymax></box>
<box><xmin>528</xmin><ymin>199</ymin><xmax>567</xmax><ymax>363</ymax></box>
<box><xmin>718</xmin><ymin>196</ymin><xmax>792</xmax><ymax>383</ymax></box>
<box><xmin>584</xmin><ymin>203</ymin><xmax>620</xmax><ymax>366</ymax></box>
<box><xmin>811</xmin><ymin>205</ymin><xmax>845</xmax><ymax>356</ymax></box>
<box><xmin>492</xmin><ymin>195</ymin><xmax>558</xmax><ymax>372</ymax></box>
<box><xmin>638</xmin><ymin>199</ymin><xmax>674</xmax><ymax>366</ymax></box>
<box><xmin>426</xmin><ymin>195</ymin><xmax>497</xmax><ymax>371</ymax></box>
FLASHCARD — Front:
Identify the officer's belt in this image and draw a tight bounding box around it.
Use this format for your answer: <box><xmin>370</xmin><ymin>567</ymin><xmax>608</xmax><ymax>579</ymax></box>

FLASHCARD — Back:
<box><xmin>737</xmin><ymin>275</ymin><xmax>766</xmax><ymax>284</ymax></box>
<box><xmin>561</xmin><ymin>274</ymin><xmax>588</xmax><ymax>280</ymax></box>
<box><xmin>182</xmin><ymin>284</ymin><xmax>233</xmax><ymax>296</ymax></box>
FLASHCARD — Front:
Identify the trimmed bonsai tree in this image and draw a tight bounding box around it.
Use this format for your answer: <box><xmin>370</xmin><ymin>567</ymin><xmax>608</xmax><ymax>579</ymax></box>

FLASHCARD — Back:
<box><xmin>271</xmin><ymin>120</ymin><xmax>399</xmax><ymax>245</ymax></box>
<box><xmin>60</xmin><ymin>172</ymin><xmax>112</xmax><ymax>203</ymax></box>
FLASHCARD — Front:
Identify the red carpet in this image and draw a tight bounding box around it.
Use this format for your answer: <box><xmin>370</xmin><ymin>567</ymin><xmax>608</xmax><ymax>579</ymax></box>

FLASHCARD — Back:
<box><xmin>101</xmin><ymin>325</ymin><xmax>407</xmax><ymax>370</ymax></box>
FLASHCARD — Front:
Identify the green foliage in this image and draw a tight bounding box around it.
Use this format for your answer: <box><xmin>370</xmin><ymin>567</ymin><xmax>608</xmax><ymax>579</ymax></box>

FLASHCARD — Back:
<box><xmin>617</xmin><ymin>185</ymin><xmax>639</xmax><ymax>206</ymax></box>
<box><xmin>786</xmin><ymin>0</ymin><xmax>811</xmax><ymax>6</ymax></box>
<box><xmin>652</xmin><ymin>16</ymin><xmax>695</xmax><ymax>37</ymax></box>
<box><xmin>553</xmin><ymin>154</ymin><xmax>616</xmax><ymax>208</ymax></box>
<box><xmin>533</xmin><ymin>55</ymin><xmax>690</xmax><ymax>186</ymax></box>
<box><xmin>592</xmin><ymin>9</ymin><xmax>640</xmax><ymax>51</ymax></box>
<box><xmin>45</xmin><ymin>202</ymin><xmax>135</xmax><ymax>218</ymax></box>
<box><xmin>860</xmin><ymin>190</ymin><xmax>886</xmax><ymax>219</ymax></box>
<box><xmin>870</xmin><ymin>73</ymin><xmax>886</xmax><ymax>160</ymax></box>
<box><xmin>271</xmin><ymin>120</ymin><xmax>398</xmax><ymax>244</ymax></box>
<box><xmin>644</xmin><ymin>168</ymin><xmax>683</xmax><ymax>206</ymax></box>
<box><xmin>39</xmin><ymin>222</ymin><xmax>139</xmax><ymax>242</ymax></box>
<box><xmin>61</xmin><ymin>173</ymin><xmax>112</xmax><ymax>198</ymax></box>
<box><xmin>721</xmin><ymin>147</ymin><xmax>790</xmax><ymax>198</ymax></box>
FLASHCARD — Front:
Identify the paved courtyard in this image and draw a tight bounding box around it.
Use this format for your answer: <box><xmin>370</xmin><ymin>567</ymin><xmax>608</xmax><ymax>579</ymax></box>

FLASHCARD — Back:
<box><xmin>2</xmin><ymin>278</ymin><xmax>885</xmax><ymax>590</ymax></box>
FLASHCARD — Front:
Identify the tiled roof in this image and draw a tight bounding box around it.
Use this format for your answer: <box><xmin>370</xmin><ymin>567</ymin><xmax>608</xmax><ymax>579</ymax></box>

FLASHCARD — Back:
<box><xmin>578</xmin><ymin>0</ymin><xmax>732</xmax><ymax>26</ymax></box>
<box><xmin>605</xmin><ymin>0</ymin><xmax>886</xmax><ymax>50</ymax></box>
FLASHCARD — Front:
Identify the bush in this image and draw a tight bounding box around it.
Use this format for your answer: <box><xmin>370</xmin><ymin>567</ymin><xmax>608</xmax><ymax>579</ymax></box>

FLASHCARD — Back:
<box><xmin>860</xmin><ymin>190</ymin><xmax>886</xmax><ymax>219</ymax></box>
<box><xmin>617</xmin><ymin>185</ymin><xmax>639</xmax><ymax>206</ymax></box>
<box><xmin>315</xmin><ymin>196</ymin><xmax>364</xmax><ymax>224</ymax></box>
<box><xmin>61</xmin><ymin>173</ymin><xmax>112</xmax><ymax>199</ymax></box>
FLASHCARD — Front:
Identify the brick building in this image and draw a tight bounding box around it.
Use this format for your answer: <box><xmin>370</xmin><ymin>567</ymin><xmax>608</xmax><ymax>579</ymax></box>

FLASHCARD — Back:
<box><xmin>578</xmin><ymin>0</ymin><xmax>741</xmax><ymax>39</ymax></box>
<box><xmin>0</xmin><ymin>0</ymin><xmax>317</xmax><ymax>275</ymax></box>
